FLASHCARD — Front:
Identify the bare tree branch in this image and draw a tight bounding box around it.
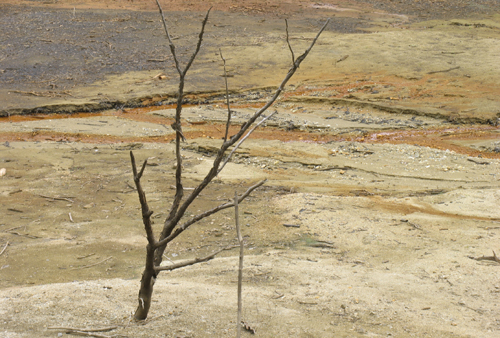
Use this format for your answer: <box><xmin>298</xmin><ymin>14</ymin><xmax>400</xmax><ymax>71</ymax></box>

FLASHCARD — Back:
<box><xmin>131</xmin><ymin>13</ymin><xmax>329</xmax><ymax>320</ymax></box>
<box><xmin>48</xmin><ymin>326</ymin><xmax>117</xmax><ymax>333</ymax></box>
<box><xmin>56</xmin><ymin>331</ymin><xmax>124</xmax><ymax>338</ymax></box>
<box><xmin>155</xmin><ymin>0</ymin><xmax>181</xmax><ymax>74</ymax></box>
<box><xmin>212</xmin><ymin>18</ymin><xmax>331</xmax><ymax>160</ymax></box>
<box><xmin>159</xmin><ymin>6</ymin><xmax>212</xmax><ymax>236</ymax></box>
<box><xmin>138</xmin><ymin>159</ymin><xmax>148</xmax><ymax>180</ymax></box>
<box><xmin>155</xmin><ymin>179</ymin><xmax>266</xmax><ymax>249</ymax></box>
<box><xmin>159</xmin><ymin>19</ymin><xmax>330</xmax><ymax>238</ymax></box>
<box><xmin>292</xmin><ymin>20</ymin><xmax>329</xmax><ymax>66</ymax></box>
<box><xmin>220</xmin><ymin>48</ymin><xmax>232</xmax><ymax>143</ymax></box>
<box><xmin>130</xmin><ymin>151</ymin><xmax>155</xmax><ymax>245</ymax></box>
<box><xmin>155</xmin><ymin>245</ymin><xmax>237</xmax><ymax>272</ymax></box>
<box><xmin>183</xmin><ymin>8</ymin><xmax>212</xmax><ymax>77</ymax></box>
<box><xmin>218</xmin><ymin>111</ymin><xmax>277</xmax><ymax>175</ymax></box>
<box><xmin>38</xmin><ymin>194</ymin><xmax>75</xmax><ymax>203</ymax></box>
<box><xmin>285</xmin><ymin>19</ymin><xmax>295</xmax><ymax>64</ymax></box>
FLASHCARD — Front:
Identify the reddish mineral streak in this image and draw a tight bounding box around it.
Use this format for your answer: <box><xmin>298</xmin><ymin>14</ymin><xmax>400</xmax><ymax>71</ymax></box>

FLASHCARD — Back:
<box><xmin>1</xmin><ymin>106</ymin><xmax>499</xmax><ymax>159</ymax></box>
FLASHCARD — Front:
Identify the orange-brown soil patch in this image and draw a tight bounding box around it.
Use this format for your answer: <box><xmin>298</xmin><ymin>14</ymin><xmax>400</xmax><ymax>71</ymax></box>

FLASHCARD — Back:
<box><xmin>1</xmin><ymin>107</ymin><xmax>499</xmax><ymax>158</ymax></box>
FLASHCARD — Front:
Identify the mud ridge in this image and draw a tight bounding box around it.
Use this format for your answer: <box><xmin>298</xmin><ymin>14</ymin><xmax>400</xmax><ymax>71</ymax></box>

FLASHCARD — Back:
<box><xmin>286</xmin><ymin>96</ymin><xmax>500</xmax><ymax>125</ymax></box>
<box><xmin>0</xmin><ymin>87</ymin><xmax>280</xmax><ymax>117</ymax></box>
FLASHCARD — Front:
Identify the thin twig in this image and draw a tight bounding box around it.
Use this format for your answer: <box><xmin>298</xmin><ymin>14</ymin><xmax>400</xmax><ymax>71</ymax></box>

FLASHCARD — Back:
<box><xmin>467</xmin><ymin>158</ymin><xmax>490</xmax><ymax>165</ymax></box>
<box><xmin>39</xmin><ymin>194</ymin><xmax>75</xmax><ymax>203</ymax></box>
<box><xmin>235</xmin><ymin>191</ymin><xmax>243</xmax><ymax>338</ymax></box>
<box><xmin>335</xmin><ymin>54</ymin><xmax>349</xmax><ymax>66</ymax></box>
<box><xmin>66</xmin><ymin>333</ymin><xmax>111</xmax><ymax>338</ymax></box>
<box><xmin>218</xmin><ymin>111</ymin><xmax>277</xmax><ymax>174</ymax></box>
<box><xmin>77</xmin><ymin>253</ymin><xmax>95</xmax><ymax>259</ymax></box>
<box><xmin>58</xmin><ymin>332</ymin><xmax>124</xmax><ymax>338</ymax></box>
<box><xmin>427</xmin><ymin>66</ymin><xmax>460</xmax><ymax>74</ymax></box>
<box><xmin>155</xmin><ymin>0</ymin><xmax>182</xmax><ymax>74</ymax></box>
<box><xmin>0</xmin><ymin>241</ymin><xmax>9</xmax><ymax>256</ymax></box>
<box><xmin>285</xmin><ymin>19</ymin><xmax>295</xmax><ymax>64</ymax></box>
<box><xmin>147</xmin><ymin>58</ymin><xmax>168</xmax><ymax>62</ymax></box>
<box><xmin>8</xmin><ymin>231</ymin><xmax>39</xmax><ymax>239</ymax></box>
<box><xmin>220</xmin><ymin>48</ymin><xmax>232</xmax><ymax>142</ymax></box>
<box><xmin>4</xmin><ymin>225</ymin><xmax>24</xmax><ymax>233</ymax></box>
<box><xmin>48</xmin><ymin>326</ymin><xmax>117</xmax><ymax>333</ymax></box>
<box><xmin>71</xmin><ymin>256</ymin><xmax>113</xmax><ymax>270</ymax></box>
<box><xmin>7</xmin><ymin>208</ymin><xmax>23</xmax><ymax>213</ymax></box>
<box><xmin>155</xmin><ymin>245</ymin><xmax>237</xmax><ymax>272</ymax></box>
<box><xmin>181</xmin><ymin>7</ymin><xmax>212</xmax><ymax>77</ymax></box>
<box><xmin>159</xmin><ymin>5</ymin><xmax>212</xmax><ymax>232</ymax></box>
<box><xmin>48</xmin><ymin>326</ymin><xmax>125</xmax><ymax>338</ymax></box>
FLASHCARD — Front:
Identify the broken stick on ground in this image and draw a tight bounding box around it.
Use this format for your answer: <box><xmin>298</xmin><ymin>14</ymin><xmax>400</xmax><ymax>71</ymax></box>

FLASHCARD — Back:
<box><xmin>469</xmin><ymin>250</ymin><xmax>500</xmax><ymax>264</ymax></box>
<box><xmin>0</xmin><ymin>241</ymin><xmax>9</xmax><ymax>256</ymax></box>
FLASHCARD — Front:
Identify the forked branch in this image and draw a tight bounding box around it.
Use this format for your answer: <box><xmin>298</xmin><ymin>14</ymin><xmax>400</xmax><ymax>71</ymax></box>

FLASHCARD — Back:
<box><xmin>156</xmin><ymin>2</ymin><xmax>212</xmax><ymax>229</ymax></box>
<box><xmin>155</xmin><ymin>0</ymin><xmax>212</xmax><ymax>77</ymax></box>
<box><xmin>285</xmin><ymin>19</ymin><xmax>295</xmax><ymax>64</ymax></box>
<box><xmin>162</xmin><ymin>18</ymin><xmax>330</xmax><ymax>235</ymax></box>
<box><xmin>155</xmin><ymin>245</ymin><xmax>237</xmax><ymax>272</ymax></box>
<box><xmin>155</xmin><ymin>0</ymin><xmax>211</xmax><ymax>78</ymax></box>
<box><xmin>220</xmin><ymin>18</ymin><xmax>330</xmax><ymax>147</ymax></box>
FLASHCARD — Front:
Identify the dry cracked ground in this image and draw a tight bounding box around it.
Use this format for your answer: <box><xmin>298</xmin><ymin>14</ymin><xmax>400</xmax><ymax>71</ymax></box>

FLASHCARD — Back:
<box><xmin>1</xmin><ymin>1</ymin><xmax>500</xmax><ymax>337</ymax></box>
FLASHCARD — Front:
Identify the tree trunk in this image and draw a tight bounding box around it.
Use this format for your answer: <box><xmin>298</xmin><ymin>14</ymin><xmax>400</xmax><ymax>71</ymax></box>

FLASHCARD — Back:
<box><xmin>134</xmin><ymin>244</ymin><xmax>157</xmax><ymax>320</ymax></box>
<box><xmin>154</xmin><ymin>239</ymin><xmax>168</xmax><ymax>267</ymax></box>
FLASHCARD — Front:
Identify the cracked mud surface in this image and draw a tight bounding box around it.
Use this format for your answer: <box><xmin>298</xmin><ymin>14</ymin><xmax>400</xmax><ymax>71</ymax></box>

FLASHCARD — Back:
<box><xmin>1</xmin><ymin>1</ymin><xmax>500</xmax><ymax>337</ymax></box>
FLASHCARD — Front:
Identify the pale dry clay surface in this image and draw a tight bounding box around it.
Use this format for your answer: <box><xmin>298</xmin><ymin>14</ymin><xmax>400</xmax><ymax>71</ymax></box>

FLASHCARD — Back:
<box><xmin>0</xmin><ymin>136</ymin><xmax>499</xmax><ymax>337</ymax></box>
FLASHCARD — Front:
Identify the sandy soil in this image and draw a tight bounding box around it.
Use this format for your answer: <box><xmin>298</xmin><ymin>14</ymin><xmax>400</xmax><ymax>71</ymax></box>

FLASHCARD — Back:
<box><xmin>1</xmin><ymin>1</ymin><xmax>500</xmax><ymax>337</ymax></box>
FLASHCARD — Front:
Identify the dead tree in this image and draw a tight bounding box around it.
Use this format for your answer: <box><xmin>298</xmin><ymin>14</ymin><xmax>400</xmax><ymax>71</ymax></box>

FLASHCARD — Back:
<box><xmin>130</xmin><ymin>0</ymin><xmax>329</xmax><ymax>320</ymax></box>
